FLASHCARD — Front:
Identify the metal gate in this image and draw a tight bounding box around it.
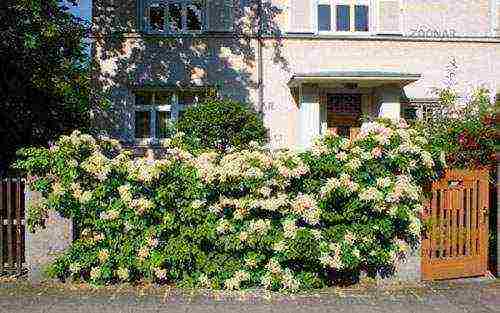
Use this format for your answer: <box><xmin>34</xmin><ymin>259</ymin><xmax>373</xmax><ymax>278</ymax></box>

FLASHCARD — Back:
<box><xmin>422</xmin><ymin>169</ymin><xmax>489</xmax><ymax>280</ymax></box>
<box><xmin>0</xmin><ymin>178</ymin><xmax>25</xmax><ymax>276</ymax></box>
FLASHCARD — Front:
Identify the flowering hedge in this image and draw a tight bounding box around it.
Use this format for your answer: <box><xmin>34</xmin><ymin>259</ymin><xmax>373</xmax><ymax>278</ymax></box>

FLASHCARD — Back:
<box><xmin>16</xmin><ymin>119</ymin><xmax>444</xmax><ymax>291</ymax></box>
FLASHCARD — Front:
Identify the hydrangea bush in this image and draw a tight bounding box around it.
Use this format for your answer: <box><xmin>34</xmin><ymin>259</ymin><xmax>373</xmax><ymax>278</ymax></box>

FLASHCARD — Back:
<box><xmin>15</xmin><ymin>119</ymin><xmax>444</xmax><ymax>291</ymax></box>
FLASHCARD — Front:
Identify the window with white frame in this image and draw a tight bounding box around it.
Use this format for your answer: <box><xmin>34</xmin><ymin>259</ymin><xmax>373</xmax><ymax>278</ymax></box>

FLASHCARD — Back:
<box><xmin>144</xmin><ymin>0</ymin><xmax>205</xmax><ymax>34</ymax></box>
<box><xmin>317</xmin><ymin>0</ymin><xmax>370</xmax><ymax>33</ymax></box>
<box><xmin>134</xmin><ymin>89</ymin><xmax>209</xmax><ymax>142</ymax></box>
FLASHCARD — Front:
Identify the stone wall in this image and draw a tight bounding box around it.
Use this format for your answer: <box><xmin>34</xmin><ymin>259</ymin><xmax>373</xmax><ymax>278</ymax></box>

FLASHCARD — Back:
<box><xmin>24</xmin><ymin>190</ymin><xmax>73</xmax><ymax>282</ymax></box>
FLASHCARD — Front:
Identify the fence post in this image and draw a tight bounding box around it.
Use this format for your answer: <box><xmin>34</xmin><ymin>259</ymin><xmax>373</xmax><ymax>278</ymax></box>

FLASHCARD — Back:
<box><xmin>24</xmin><ymin>187</ymin><xmax>73</xmax><ymax>282</ymax></box>
<box><xmin>497</xmin><ymin>152</ymin><xmax>500</xmax><ymax>277</ymax></box>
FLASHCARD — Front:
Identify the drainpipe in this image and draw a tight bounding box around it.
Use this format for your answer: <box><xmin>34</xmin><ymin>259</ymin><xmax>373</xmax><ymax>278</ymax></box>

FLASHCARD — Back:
<box><xmin>257</xmin><ymin>0</ymin><xmax>264</xmax><ymax>113</ymax></box>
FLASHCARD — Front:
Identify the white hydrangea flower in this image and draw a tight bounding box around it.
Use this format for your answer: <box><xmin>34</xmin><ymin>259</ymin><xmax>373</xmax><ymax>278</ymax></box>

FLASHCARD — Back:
<box><xmin>69</xmin><ymin>262</ymin><xmax>81</xmax><ymax>274</ymax></box>
<box><xmin>282</xmin><ymin>219</ymin><xmax>297</xmax><ymax>239</ymax></box>
<box><xmin>117</xmin><ymin>267</ymin><xmax>129</xmax><ymax>281</ymax></box>
<box><xmin>90</xmin><ymin>266</ymin><xmax>101</xmax><ymax>280</ymax></box>
<box><xmin>79</xmin><ymin>191</ymin><xmax>92</xmax><ymax>204</ymax></box>
<box><xmin>359</xmin><ymin>187</ymin><xmax>384</xmax><ymax>202</ymax></box>
<box><xmin>265</xmin><ymin>258</ymin><xmax>282</xmax><ymax>274</ymax></box>
<box><xmin>272</xmin><ymin>240</ymin><xmax>287</xmax><ymax>252</ymax></box>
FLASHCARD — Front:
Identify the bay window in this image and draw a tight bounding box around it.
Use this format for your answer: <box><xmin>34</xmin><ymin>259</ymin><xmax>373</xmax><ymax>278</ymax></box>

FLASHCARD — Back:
<box><xmin>317</xmin><ymin>0</ymin><xmax>370</xmax><ymax>33</ymax></box>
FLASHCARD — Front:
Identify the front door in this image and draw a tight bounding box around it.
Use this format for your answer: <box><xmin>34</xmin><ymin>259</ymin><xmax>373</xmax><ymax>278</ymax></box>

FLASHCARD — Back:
<box><xmin>326</xmin><ymin>93</ymin><xmax>362</xmax><ymax>139</ymax></box>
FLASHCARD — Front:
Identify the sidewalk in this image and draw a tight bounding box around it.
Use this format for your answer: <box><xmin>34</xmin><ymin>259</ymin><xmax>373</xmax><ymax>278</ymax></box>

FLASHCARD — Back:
<box><xmin>0</xmin><ymin>278</ymin><xmax>498</xmax><ymax>313</ymax></box>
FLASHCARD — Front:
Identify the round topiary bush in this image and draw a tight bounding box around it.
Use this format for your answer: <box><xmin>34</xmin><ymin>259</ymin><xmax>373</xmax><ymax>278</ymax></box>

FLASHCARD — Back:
<box><xmin>176</xmin><ymin>98</ymin><xmax>268</xmax><ymax>152</ymax></box>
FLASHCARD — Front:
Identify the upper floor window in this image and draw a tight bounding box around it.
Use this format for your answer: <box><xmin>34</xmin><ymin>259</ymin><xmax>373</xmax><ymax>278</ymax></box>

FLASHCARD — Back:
<box><xmin>145</xmin><ymin>0</ymin><xmax>205</xmax><ymax>34</ymax></box>
<box><xmin>317</xmin><ymin>0</ymin><xmax>370</xmax><ymax>33</ymax></box>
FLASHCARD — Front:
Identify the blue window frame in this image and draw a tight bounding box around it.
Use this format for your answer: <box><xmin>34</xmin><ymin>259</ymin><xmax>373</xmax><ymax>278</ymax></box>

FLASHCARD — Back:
<box><xmin>354</xmin><ymin>5</ymin><xmax>369</xmax><ymax>31</ymax></box>
<box><xmin>318</xmin><ymin>5</ymin><xmax>332</xmax><ymax>31</ymax></box>
<box><xmin>336</xmin><ymin>5</ymin><xmax>350</xmax><ymax>31</ymax></box>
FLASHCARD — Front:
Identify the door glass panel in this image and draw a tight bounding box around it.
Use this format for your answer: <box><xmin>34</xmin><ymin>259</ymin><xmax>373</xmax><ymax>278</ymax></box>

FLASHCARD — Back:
<box><xmin>168</xmin><ymin>3</ymin><xmax>183</xmax><ymax>32</ymax></box>
<box><xmin>155</xmin><ymin>91</ymin><xmax>173</xmax><ymax>105</ymax></box>
<box><xmin>135</xmin><ymin>111</ymin><xmax>151</xmax><ymax>138</ymax></box>
<box><xmin>327</xmin><ymin>94</ymin><xmax>362</xmax><ymax>138</ymax></box>
<box><xmin>149</xmin><ymin>5</ymin><xmax>165</xmax><ymax>31</ymax></box>
<box><xmin>156</xmin><ymin>111</ymin><xmax>172</xmax><ymax>139</ymax></box>
<box><xmin>186</xmin><ymin>4</ymin><xmax>203</xmax><ymax>30</ymax></box>
<box><xmin>135</xmin><ymin>91</ymin><xmax>153</xmax><ymax>106</ymax></box>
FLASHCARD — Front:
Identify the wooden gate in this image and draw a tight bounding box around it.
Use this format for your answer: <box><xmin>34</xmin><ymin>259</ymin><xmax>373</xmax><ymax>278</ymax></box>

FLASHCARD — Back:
<box><xmin>0</xmin><ymin>178</ymin><xmax>25</xmax><ymax>276</ymax></box>
<box><xmin>422</xmin><ymin>169</ymin><xmax>489</xmax><ymax>280</ymax></box>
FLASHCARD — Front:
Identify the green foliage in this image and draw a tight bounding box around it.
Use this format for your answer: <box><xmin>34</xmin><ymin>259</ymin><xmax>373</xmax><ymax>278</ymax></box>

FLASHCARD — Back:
<box><xmin>0</xmin><ymin>1</ymin><xmax>98</xmax><ymax>175</ymax></box>
<box><xmin>16</xmin><ymin>120</ymin><xmax>443</xmax><ymax>291</ymax></box>
<box><xmin>414</xmin><ymin>86</ymin><xmax>496</xmax><ymax>169</ymax></box>
<box><xmin>176</xmin><ymin>98</ymin><xmax>268</xmax><ymax>153</ymax></box>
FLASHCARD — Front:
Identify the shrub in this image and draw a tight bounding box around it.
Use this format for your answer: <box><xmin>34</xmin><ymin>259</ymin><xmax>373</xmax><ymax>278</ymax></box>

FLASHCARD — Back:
<box><xmin>15</xmin><ymin>119</ymin><xmax>443</xmax><ymax>291</ymax></box>
<box><xmin>176</xmin><ymin>98</ymin><xmax>268</xmax><ymax>153</ymax></box>
<box><xmin>415</xmin><ymin>87</ymin><xmax>496</xmax><ymax>169</ymax></box>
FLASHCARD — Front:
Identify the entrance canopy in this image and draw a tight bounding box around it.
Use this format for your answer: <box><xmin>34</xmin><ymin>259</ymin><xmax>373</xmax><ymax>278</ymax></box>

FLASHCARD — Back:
<box><xmin>290</xmin><ymin>70</ymin><xmax>422</xmax><ymax>149</ymax></box>
<box><xmin>288</xmin><ymin>70</ymin><xmax>421</xmax><ymax>88</ymax></box>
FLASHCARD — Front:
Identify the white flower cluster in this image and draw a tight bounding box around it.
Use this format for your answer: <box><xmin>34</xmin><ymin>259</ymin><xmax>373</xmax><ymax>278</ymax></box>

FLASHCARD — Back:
<box><xmin>224</xmin><ymin>270</ymin><xmax>250</xmax><ymax>290</ymax></box>
<box><xmin>216</xmin><ymin>219</ymin><xmax>232</xmax><ymax>234</ymax></box>
<box><xmin>358</xmin><ymin>122</ymin><xmax>393</xmax><ymax>145</ymax></box>
<box><xmin>250</xmin><ymin>193</ymin><xmax>289</xmax><ymax>212</ymax></box>
<box><xmin>281</xmin><ymin>268</ymin><xmax>300</xmax><ymax>291</ymax></box>
<box><xmin>127</xmin><ymin>158</ymin><xmax>163</xmax><ymax>183</ymax></box>
<box><xmin>117</xmin><ymin>184</ymin><xmax>132</xmax><ymax>204</ymax></box>
<box><xmin>376</xmin><ymin>177</ymin><xmax>392</xmax><ymax>189</ymax></box>
<box><xmin>273</xmin><ymin>150</ymin><xmax>309</xmax><ymax>179</ymax></box>
<box><xmin>319</xmin><ymin>242</ymin><xmax>344</xmax><ymax>270</ymax></box>
<box><xmin>154</xmin><ymin>267</ymin><xmax>168</xmax><ymax>280</ymax></box>
<box><xmin>198</xmin><ymin>273</ymin><xmax>211</xmax><ymax>288</ymax></box>
<box><xmin>131</xmin><ymin>197</ymin><xmax>154</xmax><ymax>215</ymax></box>
<box><xmin>385</xmin><ymin>175</ymin><xmax>421</xmax><ymax>204</ymax></box>
<box><xmin>282</xmin><ymin>219</ymin><xmax>298</xmax><ymax>239</ymax></box>
<box><xmin>248</xmin><ymin>219</ymin><xmax>271</xmax><ymax>235</ymax></box>
<box><xmin>310</xmin><ymin>137</ymin><xmax>330</xmax><ymax>157</ymax></box>
<box><xmin>272</xmin><ymin>240</ymin><xmax>287</xmax><ymax>252</ymax></box>
<box><xmin>320</xmin><ymin>173</ymin><xmax>359</xmax><ymax>197</ymax></box>
<box><xmin>100</xmin><ymin>209</ymin><xmax>120</xmax><ymax>221</ymax></box>
<box><xmin>82</xmin><ymin>151</ymin><xmax>112</xmax><ymax>181</ymax></box>
<box><xmin>116</xmin><ymin>267</ymin><xmax>129</xmax><ymax>281</ymax></box>
<box><xmin>359</xmin><ymin>187</ymin><xmax>384</xmax><ymax>202</ymax></box>
<box><xmin>291</xmin><ymin>193</ymin><xmax>320</xmax><ymax>225</ymax></box>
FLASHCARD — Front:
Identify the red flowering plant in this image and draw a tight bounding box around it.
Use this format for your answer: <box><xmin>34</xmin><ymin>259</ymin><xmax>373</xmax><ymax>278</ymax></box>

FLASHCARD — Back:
<box><xmin>415</xmin><ymin>86</ymin><xmax>497</xmax><ymax>169</ymax></box>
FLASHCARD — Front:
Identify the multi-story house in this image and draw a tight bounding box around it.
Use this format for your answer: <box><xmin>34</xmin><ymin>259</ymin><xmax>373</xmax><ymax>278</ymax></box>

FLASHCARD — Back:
<box><xmin>92</xmin><ymin>1</ymin><xmax>500</xmax><ymax>153</ymax></box>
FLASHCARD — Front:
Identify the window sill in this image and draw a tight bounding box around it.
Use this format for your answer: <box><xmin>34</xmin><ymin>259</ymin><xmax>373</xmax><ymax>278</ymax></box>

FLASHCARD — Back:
<box><xmin>317</xmin><ymin>31</ymin><xmax>373</xmax><ymax>36</ymax></box>
<box><xmin>141</xmin><ymin>30</ymin><xmax>234</xmax><ymax>38</ymax></box>
<box><xmin>134</xmin><ymin>138</ymin><xmax>171</xmax><ymax>147</ymax></box>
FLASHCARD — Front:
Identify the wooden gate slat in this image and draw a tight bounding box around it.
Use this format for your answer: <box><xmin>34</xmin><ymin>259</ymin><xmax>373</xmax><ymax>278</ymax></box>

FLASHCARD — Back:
<box><xmin>478</xmin><ymin>178</ymin><xmax>486</xmax><ymax>269</ymax></box>
<box><xmin>6</xmin><ymin>178</ymin><xmax>13</xmax><ymax>269</ymax></box>
<box><xmin>464</xmin><ymin>188</ymin><xmax>471</xmax><ymax>255</ymax></box>
<box><xmin>15</xmin><ymin>179</ymin><xmax>22</xmax><ymax>274</ymax></box>
<box><xmin>0</xmin><ymin>179</ymin><xmax>4</xmax><ymax>274</ymax></box>
<box><xmin>458</xmin><ymin>188</ymin><xmax>464</xmax><ymax>256</ymax></box>
<box><xmin>450</xmin><ymin>190</ymin><xmax>457</xmax><ymax>257</ymax></box>
<box><xmin>430</xmin><ymin>190</ymin><xmax>438</xmax><ymax>259</ymax></box>
<box><xmin>470</xmin><ymin>183</ymin><xmax>477</xmax><ymax>257</ymax></box>
<box><xmin>439</xmin><ymin>189</ymin><xmax>446</xmax><ymax>258</ymax></box>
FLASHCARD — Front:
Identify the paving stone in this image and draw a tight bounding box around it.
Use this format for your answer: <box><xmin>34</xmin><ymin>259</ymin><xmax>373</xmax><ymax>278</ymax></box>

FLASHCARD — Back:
<box><xmin>0</xmin><ymin>281</ymin><xmax>499</xmax><ymax>313</ymax></box>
